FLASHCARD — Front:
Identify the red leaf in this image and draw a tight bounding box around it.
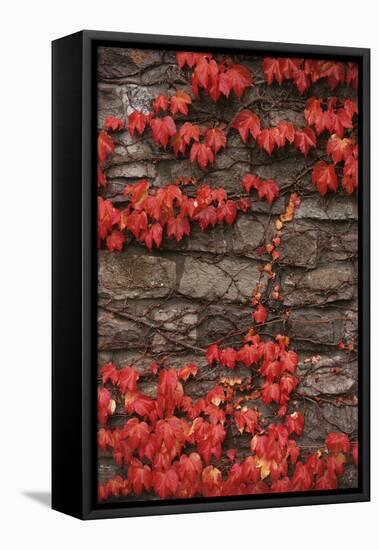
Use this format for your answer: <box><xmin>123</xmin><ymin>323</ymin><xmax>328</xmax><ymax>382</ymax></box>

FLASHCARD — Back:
<box><xmin>177</xmin><ymin>452</ymin><xmax>203</xmax><ymax>484</ymax></box>
<box><xmin>97</xmin><ymin>166</ymin><xmax>107</xmax><ymax>189</ymax></box>
<box><xmin>128</xmin><ymin>110</ymin><xmax>148</xmax><ymax>137</ymax></box>
<box><xmin>100</xmin><ymin>363</ymin><xmax>119</xmax><ymax>385</ymax></box>
<box><xmin>256</xmin><ymin>129</ymin><xmax>276</xmax><ymax>155</ymax></box>
<box><xmin>166</xmin><ymin>216</ymin><xmax>190</xmax><ymax>241</ymax></box>
<box><xmin>219</xmin><ymin>64</ymin><xmax>252</xmax><ymax>98</ymax></box>
<box><xmin>235</xmin><ymin>407</ymin><xmax>259</xmax><ymax>434</ymax></box>
<box><xmin>293</xmin><ymin>69</ymin><xmax>310</xmax><ymax>94</ymax></box>
<box><xmin>261</xmin><ymin>381</ymin><xmax>280</xmax><ymax>405</ymax></box>
<box><xmin>170</xmin><ymin>132</ymin><xmax>186</xmax><ymax>156</ymax></box>
<box><xmin>142</xmin><ymin>223</ymin><xmax>162</xmax><ymax>251</ymax></box>
<box><xmin>279</xmin><ymin>374</ymin><xmax>298</xmax><ymax>395</ymax></box>
<box><xmin>176</xmin><ymin>51</ymin><xmax>204</xmax><ymax>69</ymax></box>
<box><xmin>220</xmin><ymin>347</ymin><xmax>237</xmax><ymax>369</ymax></box>
<box><xmin>118</xmin><ymin>366</ymin><xmax>140</xmax><ymax>394</ymax></box>
<box><xmin>190</xmin><ymin>142</ymin><xmax>214</xmax><ymax>169</ymax></box>
<box><xmin>327</xmin><ymin>135</ymin><xmax>354</xmax><ymax>164</ymax></box>
<box><xmin>150</xmin><ymin>116</ymin><xmax>176</xmax><ymax>148</ymax></box>
<box><xmin>333</xmin><ymin>107</ymin><xmax>354</xmax><ymax>137</ymax></box>
<box><xmin>294</xmin><ymin>127</ymin><xmax>317</xmax><ymax>156</ymax></box>
<box><xmin>255</xmin><ymin>179</ymin><xmax>280</xmax><ymax>205</ymax></box>
<box><xmin>253</xmin><ymin>304</ymin><xmax>268</xmax><ymax>324</ymax></box>
<box><xmin>104</xmin><ymin>115</ymin><xmax>125</xmax><ymax>131</ymax></box>
<box><xmin>205</xmin><ymin>127</ymin><xmax>227</xmax><ymax>154</ymax></box>
<box><xmin>207</xmin><ymin>385</ymin><xmax>225</xmax><ymax>406</ymax></box>
<box><xmin>285</xmin><ymin>412</ymin><xmax>304</xmax><ymax>436</ymax></box>
<box><xmin>312</xmin><ymin>161</ymin><xmax>338</xmax><ymax>196</ymax></box>
<box><xmin>237</xmin><ymin>344</ymin><xmax>260</xmax><ymax>367</ymax></box>
<box><xmin>242</xmin><ymin>174</ymin><xmax>280</xmax><ymax>204</ymax></box>
<box><xmin>153</xmin><ymin>468</ymin><xmax>179</xmax><ymax>499</ymax></box>
<box><xmin>194</xmin><ymin>58</ymin><xmax>219</xmax><ymax>90</ymax></box>
<box><xmin>98</xmin><ymin>130</ymin><xmax>115</xmax><ymax>163</ymax></box>
<box><xmin>98</xmin><ymin>196</ymin><xmax>120</xmax><ymax>240</ymax></box>
<box><xmin>325</xmin><ymin>62</ymin><xmax>346</xmax><ymax>91</ymax></box>
<box><xmin>231</xmin><ymin>110</ymin><xmax>261</xmax><ymax>143</ymax></box>
<box><xmin>237</xmin><ymin>197</ymin><xmax>252</xmax><ymax>212</ymax></box>
<box><xmin>126</xmin><ymin>210</ymin><xmax>148</xmax><ymax>240</ymax></box>
<box><xmin>325</xmin><ymin>432</ymin><xmax>350</xmax><ymax>454</ymax></box>
<box><xmin>202</xmin><ymin>465</ymin><xmax>222</xmax><ymax>497</ymax></box>
<box><xmin>106</xmin><ymin>230</ymin><xmax>125</xmax><ymax>252</ymax></box>
<box><xmin>123</xmin><ymin>179</ymin><xmax>150</xmax><ymax>208</ymax></box>
<box><xmin>346</xmin><ymin>62</ymin><xmax>358</xmax><ymax>89</ymax></box>
<box><xmin>342</xmin><ymin>147</ymin><xmax>358</xmax><ymax>194</ymax></box>
<box><xmin>98</xmin><ymin>388</ymin><xmax>115</xmax><ymax>425</ymax></box>
<box><xmin>242</xmin><ymin>173</ymin><xmax>261</xmax><ymax>193</ymax></box>
<box><xmin>290</xmin><ymin>462</ymin><xmax>312</xmax><ymax>491</ymax></box>
<box><xmin>206</xmin><ymin>343</ymin><xmax>220</xmax><ymax>365</ymax></box>
<box><xmin>304</xmin><ymin>97</ymin><xmax>323</xmax><ymax>128</ymax></box>
<box><xmin>127</xmin><ymin>458</ymin><xmax>152</xmax><ymax>495</ymax></box>
<box><xmin>278</xmin><ymin>58</ymin><xmax>302</xmax><ymax>79</ymax></box>
<box><xmin>179</xmin><ymin>122</ymin><xmax>200</xmax><ymax>145</ymax></box>
<box><xmin>179</xmin><ymin>363</ymin><xmax>198</xmax><ymax>381</ymax></box>
<box><xmin>262</xmin><ymin>58</ymin><xmax>283</xmax><ymax>85</ymax></box>
<box><xmin>153</xmin><ymin>94</ymin><xmax>169</xmax><ymax>113</ymax></box>
<box><xmin>273</xmin><ymin>121</ymin><xmax>295</xmax><ymax>147</ymax></box>
<box><xmin>156</xmin><ymin>184</ymin><xmax>182</xmax><ymax>209</ymax></box>
<box><xmin>124</xmin><ymin>391</ymin><xmax>155</xmax><ymax>419</ymax></box>
<box><xmin>170</xmin><ymin>90</ymin><xmax>192</xmax><ymax>116</ymax></box>
<box><xmin>216</xmin><ymin>200</ymin><xmax>237</xmax><ymax>225</ymax></box>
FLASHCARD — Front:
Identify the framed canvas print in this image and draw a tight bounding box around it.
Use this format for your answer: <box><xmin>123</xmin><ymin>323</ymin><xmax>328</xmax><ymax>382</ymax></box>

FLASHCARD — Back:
<box><xmin>52</xmin><ymin>30</ymin><xmax>370</xmax><ymax>520</ymax></box>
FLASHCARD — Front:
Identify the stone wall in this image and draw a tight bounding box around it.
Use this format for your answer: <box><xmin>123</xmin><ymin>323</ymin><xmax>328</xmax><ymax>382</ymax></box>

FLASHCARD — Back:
<box><xmin>97</xmin><ymin>47</ymin><xmax>358</xmax><ymax>489</ymax></box>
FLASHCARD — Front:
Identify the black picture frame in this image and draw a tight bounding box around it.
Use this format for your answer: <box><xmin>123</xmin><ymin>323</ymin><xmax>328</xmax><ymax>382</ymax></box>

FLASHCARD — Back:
<box><xmin>52</xmin><ymin>30</ymin><xmax>370</xmax><ymax>520</ymax></box>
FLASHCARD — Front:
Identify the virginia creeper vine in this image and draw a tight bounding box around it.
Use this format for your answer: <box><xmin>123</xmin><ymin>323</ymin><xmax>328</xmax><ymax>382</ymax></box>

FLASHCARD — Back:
<box><xmin>97</xmin><ymin>52</ymin><xmax>358</xmax><ymax>501</ymax></box>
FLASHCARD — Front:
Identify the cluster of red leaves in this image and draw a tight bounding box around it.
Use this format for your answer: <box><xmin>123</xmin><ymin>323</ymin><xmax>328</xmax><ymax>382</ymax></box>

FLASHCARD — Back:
<box><xmin>97</xmin><ymin>52</ymin><xmax>359</xmax><ymax>502</ymax></box>
<box><xmin>206</xmin><ymin>332</ymin><xmax>299</xmax><ymax>417</ymax></box>
<box><xmin>98</xmin><ymin>339</ymin><xmax>357</xmax><ymax>500</ymax></box>
<box><xmin>98</xmin><ymin>179</ymin><xmax>254</xmax><ymax>252</ymax></box>
<box><xmin>304</xmin><ymin>97</ymin><xmax>357</xmax><ymax>138</ymax></box>
<box><xmin>232</xmin><ymin>110</ymin><xmax>317</xmax><ymax>157</ymax></box>
<box><xmin>127</xmin><ymin>109</ymin><xmax>228</xmax><ymax>169</ymax></box>
<box><xmin>304</xmin><ymin>97</ymin><xmax>358</xmax><ymax>195</ymax></box>
<box><xmin>176</xmin><ymin>52</ymin><xmax>253</xmax><ymax>101</ymax></box>
<box><xmin>242</xmin><ymin>173</ymin><xmax>280</xmax><ymax>205</ymax></box>
<box><xmin>98</xmin><ymin>115</ymin><xmax>130</xmax><ymax>189</ymax></box>
<box><xmin>263</xmin><ymin>58</ymin><xmax>358</xmax><ymax>94</ymax></box>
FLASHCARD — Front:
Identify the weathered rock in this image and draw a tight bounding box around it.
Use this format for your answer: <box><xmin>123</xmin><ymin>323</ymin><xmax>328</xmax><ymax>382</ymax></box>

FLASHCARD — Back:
<box><xmin>231</xmin><ymin>214</ymin><xmax>269</xmax><ymax>258</ymax></box>
<box><xmin>300</xmin><ymin>368</ymin><xmax>355</xmax><ymax>397</ymax></box>
<box><xmin>296</xmin><ymin>195</ymin><xmax>358</xmax><ymax>221</ymax></box>
<box><xmin>96</xmin><ymin>46</ymin><xmax>359</xmax><ymax>492</ymax></box>
<box><xmin>98</xmin><ymin>308</ymin><xmax>147</xmax><ymax>350</ymax></box>
<box><xmin>98</xmin><ymin>47</ymin><xmax>163</xmax><ymax>80</ymax></box>
<box><xmin>288</xmin><ymin>307</ymin><xmax>347</xmax><ymax>347</ymax></box>
<box><xmin>178</xmin><ymin>256</ymin><xmax>263</xmax><ymax>304</ymax></box>
<box><xmin>97</xmin><ymin>84</ymin><xmax>125</xmax><ymax>127</ymax></box>
<box><xmin>302</xmin><ymin>401</ymin><xmax>358</xmax><ymax>441</ymax></box>
<box><xmin>282</xmin><ymin>263</ymin><xmax>355</xmax><ymax>306</ymax></box>
<box><xmin>279</xmin><ymin>223</ymin><xmax>318</xmax><ymax>268</ymax></box>
<box><xmin>106</xmin><ymin>161</ymin><xmax>157</xmax><ymax>179</ymax></box>
<box><xmin>98</xmin><ymin>249</ymin><xmax>176</xmax><ymax>300</ymax></box>
<box><xmin>163</xmin><ymin>224</ymin><xmax>229</xmax><ymax>255</ymax></box>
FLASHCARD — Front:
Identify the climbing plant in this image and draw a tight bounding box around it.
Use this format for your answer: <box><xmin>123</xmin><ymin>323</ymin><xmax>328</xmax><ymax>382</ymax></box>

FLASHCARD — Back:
<box><xmin>97</xmin><ymin>52</ymin><xmax>358</xmax><ymax>501</ymax></box>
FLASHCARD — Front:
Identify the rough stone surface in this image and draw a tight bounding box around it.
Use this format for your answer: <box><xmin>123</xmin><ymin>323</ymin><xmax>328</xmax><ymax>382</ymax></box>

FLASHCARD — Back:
<box><xmin>178</xmin><ymin>256</ymin><xmax>263</xmax><ymax>304</ymax></box>
<box><xmin>282</xmin><ymin>263</ymin><xmax>355</xmax><ymax>306</ymax></box>
<box><xmin>98</xmin><ymin>248</ymin><xmax>177</xmax><ymax>300</ymax></box>
<box><xmin>96</xmin><ymin>46</ymin><xmax>359</xmax><ymax>493</ymax></box>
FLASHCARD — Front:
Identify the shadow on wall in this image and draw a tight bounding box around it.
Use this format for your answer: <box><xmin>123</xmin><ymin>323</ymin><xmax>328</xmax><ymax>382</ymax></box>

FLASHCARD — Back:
<box><xmin>22</xmin><ymin>491</ymin><xmax>51</xmax><ymax>508</ymax></box>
